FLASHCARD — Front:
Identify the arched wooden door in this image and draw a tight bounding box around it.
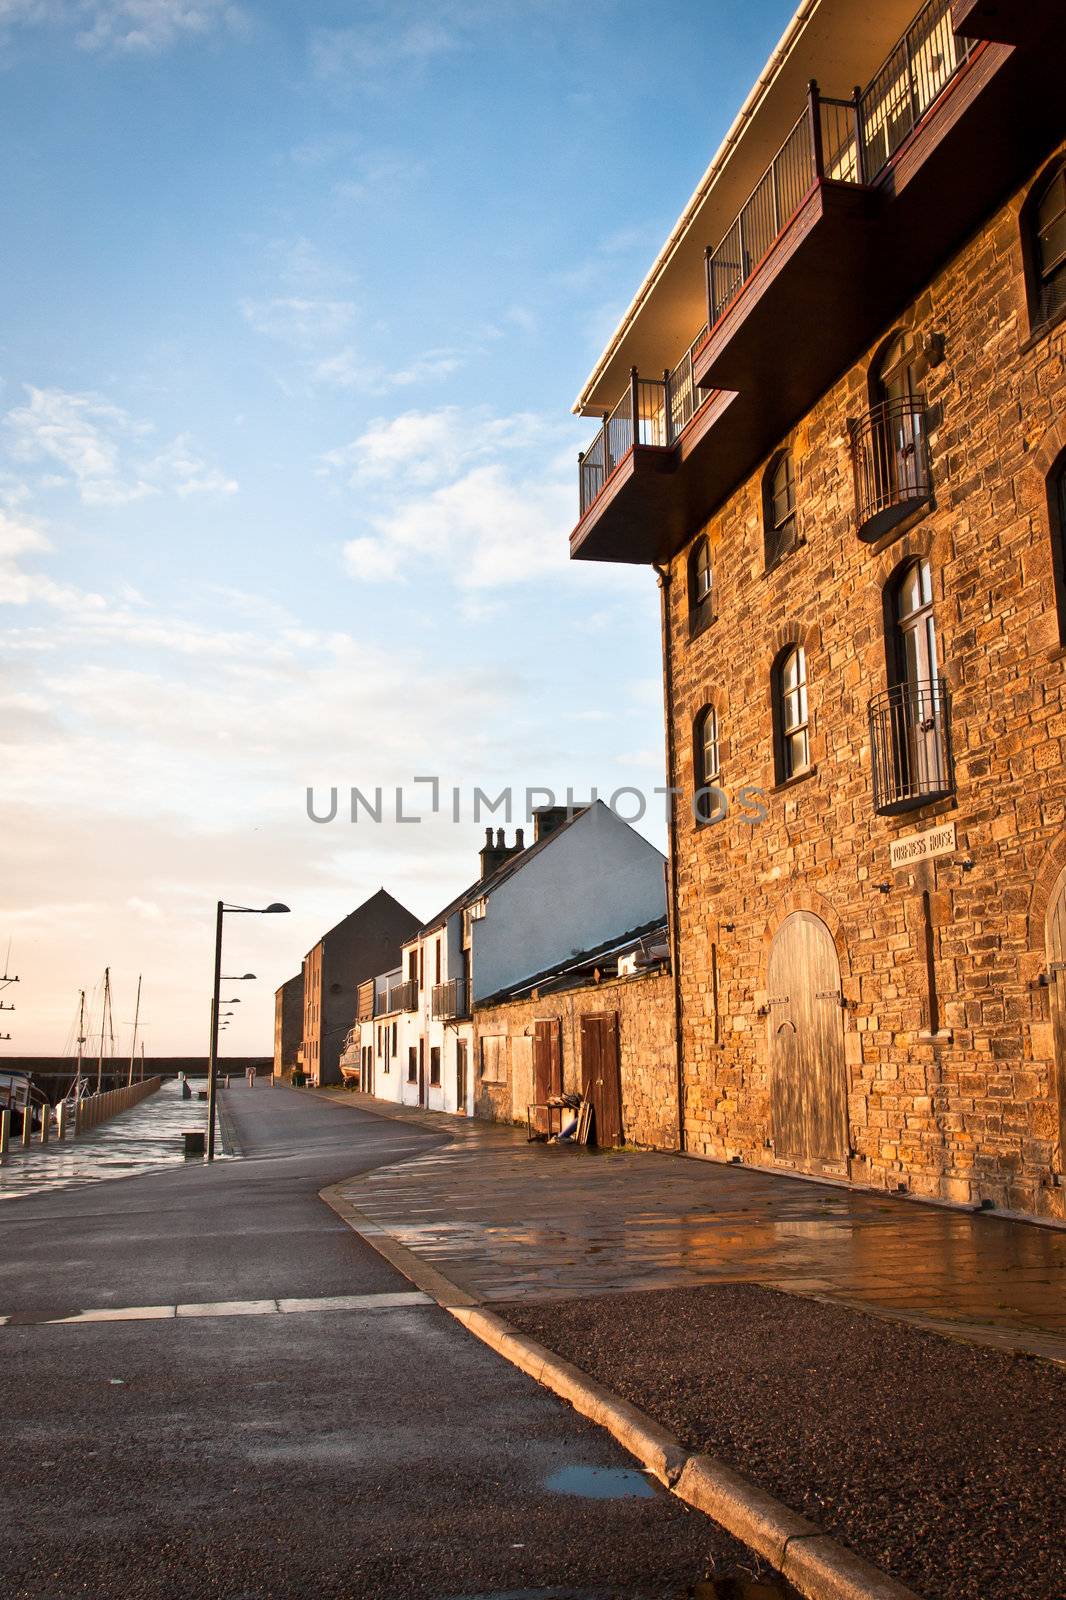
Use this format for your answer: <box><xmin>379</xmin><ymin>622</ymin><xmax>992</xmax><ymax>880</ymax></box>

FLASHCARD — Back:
<box><xmin>767</xmin><ymin>912</ymin><xmax>849</xmax><ymax>1173</ymax></box>
<box><xmin>1045</xmin><ymin>870</ymin><xmax>1066</xmax><ymax>1168</ymax></box>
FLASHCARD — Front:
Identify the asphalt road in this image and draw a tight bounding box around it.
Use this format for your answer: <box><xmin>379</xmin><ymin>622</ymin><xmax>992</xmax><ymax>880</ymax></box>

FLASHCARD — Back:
<box><xmin>0</xmin><ymin>1085</ymin><xmax>773</xmax><ymax>1600</ymax></box>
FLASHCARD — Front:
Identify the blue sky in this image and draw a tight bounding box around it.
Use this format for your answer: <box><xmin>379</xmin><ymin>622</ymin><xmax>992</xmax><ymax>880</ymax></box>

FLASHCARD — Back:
<box><xmin>0</xmin><ymin>0</ymin><xmax>794</xmax><ymax>1055</ymax></box>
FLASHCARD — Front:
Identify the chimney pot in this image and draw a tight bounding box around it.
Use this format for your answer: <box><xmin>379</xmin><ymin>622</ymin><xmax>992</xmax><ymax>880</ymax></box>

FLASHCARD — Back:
<box><xmin>515</xmin><ymin>827</ymin><xmax>525</xmax><ymax>848</ymax></box>
<box><xmin>496</xmin><ymin>828</ymin><xmax>505</xmax><ymax>847</ymax></box>
<box><xmin>485</xmin><ymin>827</ymin><xmax>493</xmax><ymax>845</ymax></box>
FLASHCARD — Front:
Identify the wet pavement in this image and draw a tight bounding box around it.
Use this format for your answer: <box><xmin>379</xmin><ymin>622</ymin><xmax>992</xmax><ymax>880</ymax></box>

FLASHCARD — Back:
<box><xmin>324</xmin><ymin>1090</ymin><xmax>1066</xmax><ymax>1363</ymax></box>
<box><xmin>0</xmin><ymin>1078</ymin><xmax>211</xmax><ymax>1201</ymax></box>
<box><xmin>0</xmin><ymin>1086</ymin><xmax>778</xmax><ymax>1599</ymax></box>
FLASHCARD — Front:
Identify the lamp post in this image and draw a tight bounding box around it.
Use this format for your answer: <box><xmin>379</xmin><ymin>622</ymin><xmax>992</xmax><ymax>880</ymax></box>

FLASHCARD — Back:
<box><xmin>207</xmin><ymin>902</ymin><xmax>289</xmax><ymax>1161</ymax></box>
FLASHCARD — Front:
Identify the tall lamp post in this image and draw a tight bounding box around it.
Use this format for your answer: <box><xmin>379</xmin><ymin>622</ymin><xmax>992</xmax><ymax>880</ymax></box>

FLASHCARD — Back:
<box><xmin>207</xmin><ymin>902</ymin><xmax>289</xmax><ymax>1160</ymax></box>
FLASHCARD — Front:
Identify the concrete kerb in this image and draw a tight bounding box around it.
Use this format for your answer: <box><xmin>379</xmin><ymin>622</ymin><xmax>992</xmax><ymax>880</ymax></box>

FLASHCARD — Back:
<box><xmin>318</xmin><ymin>1110</ymin><xmax>923</xmax><ymax>1600</ymax></box>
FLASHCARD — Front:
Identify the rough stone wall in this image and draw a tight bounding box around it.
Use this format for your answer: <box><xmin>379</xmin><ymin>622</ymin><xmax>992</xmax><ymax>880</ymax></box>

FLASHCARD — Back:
<box><xmin>472</xmin><ymin>970</ymin><xmax>679</xmax><ymax>1150</ymax></box>
<box><xmin>664</xmin><ymin>145</ymin><xmax>1066</xmax><ymax>1219</ymax></box>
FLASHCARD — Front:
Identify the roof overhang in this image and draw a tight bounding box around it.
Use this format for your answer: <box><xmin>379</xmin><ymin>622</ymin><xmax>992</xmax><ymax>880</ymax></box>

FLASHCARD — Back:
<box><xmin>574</xmin><ymin>0</ymin><xmax>936</xmax><ymax>417</ymax></box>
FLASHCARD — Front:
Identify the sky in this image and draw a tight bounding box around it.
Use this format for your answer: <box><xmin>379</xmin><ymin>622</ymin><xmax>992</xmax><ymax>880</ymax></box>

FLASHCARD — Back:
<box><xmin>0</xmin><ymin>0</ymin><xmax>794</xmax><ymax>1058</ymax></box>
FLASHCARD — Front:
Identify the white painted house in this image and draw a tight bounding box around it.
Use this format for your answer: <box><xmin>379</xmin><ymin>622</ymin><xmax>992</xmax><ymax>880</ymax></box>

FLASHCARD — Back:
<box><xmin>355</xmin><ymin>802</ymin><xmax>668</xmax><ymax>1119</ymax></box>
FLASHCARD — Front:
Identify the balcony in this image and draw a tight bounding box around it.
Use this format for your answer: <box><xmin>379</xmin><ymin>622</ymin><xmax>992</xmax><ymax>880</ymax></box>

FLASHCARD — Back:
<box><xmin>869</xmin><ymin>678</ymin><xmax>954</xmax><ymax>815</ymax></box>
<box><xmin>694</xmin><ymin>0</ymin><xmax>982</xmax><ymax>395</ymax></box>
<box><xmin>951</xmin><ymin>0</ymin><xmax>1062</xmax><ymax>47</ymax></box>
<box><xmin>431</xmin><ymin>978</ymin><xmax>469</xmax><ymax>1021</ymax></box>
<box><xmin>570</xmin><ymin>0</ymin><xmax>1066</xmax><ymax>567</ymax></box>
<box><xmin>850</xmin><ymin>398</ymin><xmax>932</xmax><ymax>542</ymax></box>
<box><xmin>386</xmin><ymin>978</ymin><xmax>419</xmax><ymax>1014</ymax></box>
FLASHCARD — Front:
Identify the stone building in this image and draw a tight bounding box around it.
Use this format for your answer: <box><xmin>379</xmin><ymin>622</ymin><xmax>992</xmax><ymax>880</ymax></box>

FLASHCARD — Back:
<box><xmin>568</xmin><ymin>0</ymin><xmax>1066</xmax><ymax>1217</ymax></box>
<box><xmin>473</xmin><ymin>924</ymin><xmax>678</xmax><ymax>1149</ymax></box>
<box><xmin>299</xmin><ymin>889</ymin><xmax>421</xmax><ymax>1087</ymax></box>
<box><xmin>273</xmin><ymin>973</ymin><xmax>303</xmax><ymax>1078</ymax></box>
<box><xmin>348</xmin><ymin>804</ymin><xmax>670</xmax><ymax>1125</ymax></box>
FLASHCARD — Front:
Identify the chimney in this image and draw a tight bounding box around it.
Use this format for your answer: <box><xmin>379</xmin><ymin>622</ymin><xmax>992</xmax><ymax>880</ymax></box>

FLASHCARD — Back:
<box><xmin>532</xmin><ymin>803</ymin><xmax>586</xmax><ymax>842</ymax></box>
<box><xmin>479</xmin><ymin>826</ymin><xmax>524</xmax><ymax>881</ymax></box>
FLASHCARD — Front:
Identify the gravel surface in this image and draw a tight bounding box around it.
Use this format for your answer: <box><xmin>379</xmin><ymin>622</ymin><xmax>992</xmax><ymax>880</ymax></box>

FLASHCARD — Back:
<box><xmin>500</xmin><ymin>1282</ymin><xmax>1066</xmax><ymax>1600</ymax></box>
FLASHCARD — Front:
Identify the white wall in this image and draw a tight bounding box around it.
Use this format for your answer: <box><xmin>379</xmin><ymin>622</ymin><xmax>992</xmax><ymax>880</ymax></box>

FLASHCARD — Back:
<box><xmin>470</xmin><ymin>801</ymin><xmax>666</xmax><ymax>1002</ymax></box>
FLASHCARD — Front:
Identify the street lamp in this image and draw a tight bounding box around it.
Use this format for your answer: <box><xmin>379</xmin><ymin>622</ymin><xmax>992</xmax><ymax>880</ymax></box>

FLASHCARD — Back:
<box><xmin>207</xmin><ymin>901</ymin><xmax>289</xmax><ymax>1160</ymax></box>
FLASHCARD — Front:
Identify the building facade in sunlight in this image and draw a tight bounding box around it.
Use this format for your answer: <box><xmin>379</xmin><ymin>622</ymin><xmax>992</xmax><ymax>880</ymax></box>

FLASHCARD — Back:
<box><xmin>568</xmin><ymin>0</ymin><xmax>1066</xmax><ymax>1217</ymax></box>
<box><xmin>299</xmin><ymin>890</ymin><xmax>421</xmax><ymax>1087</ymax></box>
<box><xmin>341</xmin><ymin>803</ymin><xmax>671</xmax><ymax>1132</ymax></box>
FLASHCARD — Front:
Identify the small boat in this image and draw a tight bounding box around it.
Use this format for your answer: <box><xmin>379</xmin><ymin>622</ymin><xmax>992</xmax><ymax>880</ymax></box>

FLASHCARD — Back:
<box><xmin>0</xmin><ymin>1070</ymin><xmax>45</xmax><ymax>1134</ymax></box>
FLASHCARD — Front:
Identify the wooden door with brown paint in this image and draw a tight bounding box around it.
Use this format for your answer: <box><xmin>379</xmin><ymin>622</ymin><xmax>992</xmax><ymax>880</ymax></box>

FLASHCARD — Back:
<box><xmin>531</xmin><ymin>1018</ymin><xmax>561</xmax><ymax>1136</ymax></box>
<box><xmin>767</xmin><ymin>912</ymin><xmax>848</xmax><ymax>1171</ymax></box>
<box><xmin>580</xmin><ymin>1012</ymin><xmax>622</xmax><ymax>1147</ymax></box>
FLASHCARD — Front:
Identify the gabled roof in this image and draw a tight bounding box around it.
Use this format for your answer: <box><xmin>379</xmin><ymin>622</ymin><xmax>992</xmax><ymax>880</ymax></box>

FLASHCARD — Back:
<box><xmin>304</xmin><ymin>886</ymin><xmax>420</xmax><ymax>961</ymax></box>
<box><xmin>413</xmin><ymin>807</ymin><xmax>590</xmax><ymax>940</ymax></box>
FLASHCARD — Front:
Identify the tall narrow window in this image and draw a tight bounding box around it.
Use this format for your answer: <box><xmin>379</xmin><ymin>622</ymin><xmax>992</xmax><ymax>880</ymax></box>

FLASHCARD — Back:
<box><xmin>688</xmin><ymin>536</ymin><xmax>714</xmax><ymax>636</ymax></box>
<box><xmin>878</xmin><ymin>557</ymin><xmax>951</xmax><ymax>809</ymax></box>
<box><xmin>921</xmin><ymin>890</ymin><xmax>940</xmax><ymax>1036</ymax></box>
<box><xmin>1049</xmin><ymin>453</ymin><xmax>1066</xmax><ymax>645</ymax></box>
<box><xmin>1031</xmin><ymin>159</ymin><xmax>1066</xmax><ymax>330</ymax></box>
<box><xmin>764</xmin><ymin>450</ymin><xmax>797</xmax><ymax>567</ymax></box>
<box><xmin>773</xmin><ymin>645</ymin><xmax>809</xmax><ymax>782</ymax></box>
<box><xmin>693</xmin><ymin>704</ymin><xmax>721</xmax><ymax>824</ymax></box>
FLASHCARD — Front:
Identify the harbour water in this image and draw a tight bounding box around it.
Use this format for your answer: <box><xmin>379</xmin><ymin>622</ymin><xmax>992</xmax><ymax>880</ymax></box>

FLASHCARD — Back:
<box><xmin>0</xmin><ymin>1079</ymin><xmax>214</xmax><ymax>1201</ymax></box>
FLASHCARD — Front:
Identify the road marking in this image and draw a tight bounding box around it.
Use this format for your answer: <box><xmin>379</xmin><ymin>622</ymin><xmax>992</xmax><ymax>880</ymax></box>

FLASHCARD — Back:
<box><xmin>3</xmin><ymin>1290</ymin><xmax>432</xmax><ymax>1327</ymax></box>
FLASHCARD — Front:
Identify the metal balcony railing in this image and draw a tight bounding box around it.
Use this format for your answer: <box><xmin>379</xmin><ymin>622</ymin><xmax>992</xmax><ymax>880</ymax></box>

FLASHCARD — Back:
<box><xmin>849</xmin><ymin>397</ymin><xmax>932</xmax><ymax>541</ymax></box>
<box><xmin>386</xmin><ymin>978</ymin><xmax>419</xmax><ymax>1014</ymax></box>
<box><xmin>578</xmin><ymin>337</ymin><xmax>713</xmax><ymax>517</ymax></box>
<box><xmin>575</xmin><ymin>0</ymin><xmax>974</xmax><ymax>525</ymax></box>
<box><xmin>431</xmin><ymin>978</ymin><xmax>468</xmax><ymax>1021</ymax></box>
<box><xmin>869</xmin><ymin>677</ymin><xmax>954</xmax><ymax>814</ymax></box>
<box><xmin>705</xmin><ymin>0</ymin><xmax>972</xmax><ymax>331</ymax></box>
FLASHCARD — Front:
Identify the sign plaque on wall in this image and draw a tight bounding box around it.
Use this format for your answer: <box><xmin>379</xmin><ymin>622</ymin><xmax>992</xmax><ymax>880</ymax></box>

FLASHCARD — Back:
<box><xmin>889</xmin><ymin>820</ymin><xmax>957</xmax><ymax>870</ymax></box>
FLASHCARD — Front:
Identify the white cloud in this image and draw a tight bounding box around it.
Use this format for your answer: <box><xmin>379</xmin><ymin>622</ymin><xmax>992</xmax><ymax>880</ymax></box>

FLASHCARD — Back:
<box><xmin>3</xmin><ymin>386</ymin><xmax>237</xmax><ymax>506</ymax></box>
<box><xmin>239</xmin><ymin>296</ymin><xmax>357</xmax><ymax>350</ymax></box>
<box><xmin>323</xmin><ymin>405</ymin><xmax>549</xmax><ymax>489</ymax></box>
<box><xmin>345</xmin><ymin>463</ymin><xmax>572</xmax><ymax>590</ymax></box>
<box><xmin>0</xmin><ymin>0</ymin><xmax>247</xmax><ymax>53</ymax></box>
<box><xmin>309</xmin><ymin>15</ymin><xmax>460</xmax><ymax>83</ymax></box>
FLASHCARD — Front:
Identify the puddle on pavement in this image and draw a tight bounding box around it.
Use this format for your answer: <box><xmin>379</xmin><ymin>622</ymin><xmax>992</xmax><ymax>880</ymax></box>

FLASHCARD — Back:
<box><xmin>691</xmin><ymin>1579</ymin><xmax>792</xmax><ymax>1599</ymax></box>
<box><xmin>449</xmin><ymin>1579</ymin><xmax>791</xmax><ymax>1600</ymax></box>
<box><xmin>542</xmin><ymin>1465</ymin><xmax>658</xmax><ymax>1499</ymax></box>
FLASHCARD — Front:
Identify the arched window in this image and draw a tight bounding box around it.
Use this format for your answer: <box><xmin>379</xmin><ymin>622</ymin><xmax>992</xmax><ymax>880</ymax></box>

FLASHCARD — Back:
<box><xmin>887</xmin><ymin>558</ymin><xmax>937</xmax><ymax>692</ymax></box>
<box><xmin>688</xmin><ymin>535</ymin><xmax>714</xmax><ymax>636</ymax></box>
<box><xmin>1048</xmin><ymin>453</ymin><xmax>1066</xmax><ymax>645</ymax></box>
<box><xmin>693</xmin><ymin>704</ymin><xmax>721</xmax><ymax>823</ymax></box>
<box><xmin>1029</xmin><ymin>158</ymin><xmax>1066</xmax><ymax>330</ymax></box>
<box><xmin>772</xmin><ymin>645</ymin><xmax>809</xmax><ymax>783</ymax></box>
<box><xmin>764</xmin><ymin>450</ymin><xmax>797</xmax><ymax>567</ymax></box>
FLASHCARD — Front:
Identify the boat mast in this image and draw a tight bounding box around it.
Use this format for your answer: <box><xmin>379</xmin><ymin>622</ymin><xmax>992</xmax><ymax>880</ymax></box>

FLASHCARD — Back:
<box><xmin>96</xmin><ymin>967</ymin><xmax>111</xmax><ymax>1094</ymax></box>
<box><xmin>128</xmin><ymin>974</ymin><xmax>142</xmax><ymax>1088</ymax></box>
<box><xmin>76</xmin><ymin>989</ymin><xmax>86</xmax><ymax>1079</ymax></box>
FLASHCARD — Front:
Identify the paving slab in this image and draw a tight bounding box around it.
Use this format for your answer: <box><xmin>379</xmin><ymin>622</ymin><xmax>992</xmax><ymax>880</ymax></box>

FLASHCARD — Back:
<box><xmin>324</xmin><ymin>1090</ymin><xmax>1066</xmax><ymax>1362</ymax></box>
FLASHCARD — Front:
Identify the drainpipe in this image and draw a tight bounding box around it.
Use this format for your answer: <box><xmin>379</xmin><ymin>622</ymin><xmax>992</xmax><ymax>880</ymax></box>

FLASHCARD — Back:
<box><xmin>656</xmin><ymin>563</ymin><xmax>686</xmax><ymax>1153</ymax></box>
